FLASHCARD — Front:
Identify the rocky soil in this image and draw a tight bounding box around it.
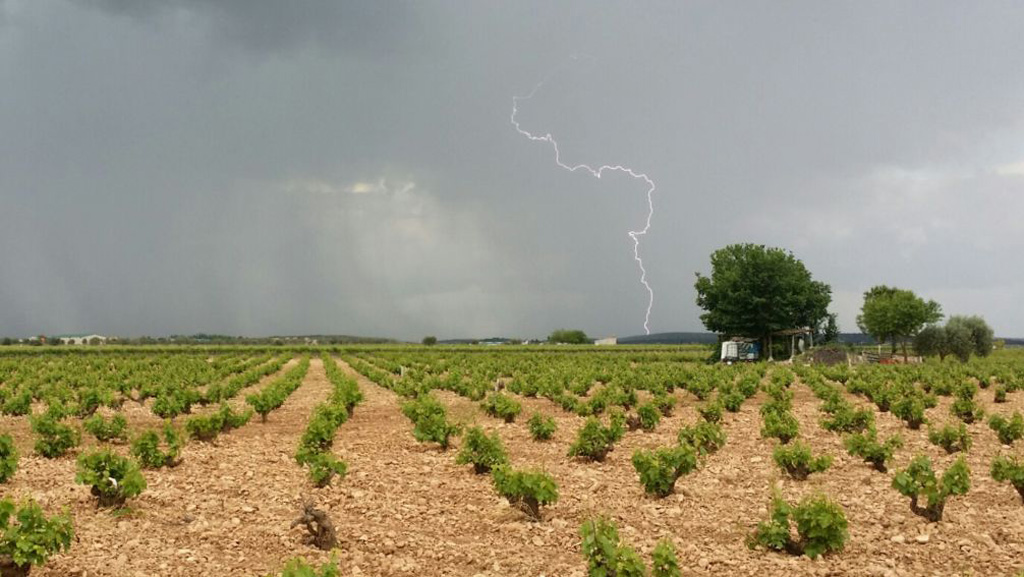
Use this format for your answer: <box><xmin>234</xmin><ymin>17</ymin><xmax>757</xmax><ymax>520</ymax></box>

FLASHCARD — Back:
<box><xmin>2</xmin><ymin>358</ymin><xmax>1023</xmax><ymax>576</ymax></box>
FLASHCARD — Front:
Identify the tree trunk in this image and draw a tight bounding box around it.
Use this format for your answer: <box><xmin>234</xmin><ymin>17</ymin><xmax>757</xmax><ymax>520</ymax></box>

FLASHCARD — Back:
<box><xmin>902</xmin><ymin>340</ymin><xmax>909</xmax><ymax>363</ymax></box>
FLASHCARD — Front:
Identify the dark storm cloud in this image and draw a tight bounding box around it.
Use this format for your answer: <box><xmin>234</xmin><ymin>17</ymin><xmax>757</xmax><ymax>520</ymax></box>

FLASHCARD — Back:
<box><xmin>2</xmin><ymin>1</ymin><xmax>1024</xmax><ymax>339</ymax></box>
<box><xmin>74</xmin><ymin>0</ymin><xmax>425</xmax><ymax>56</ymax></box>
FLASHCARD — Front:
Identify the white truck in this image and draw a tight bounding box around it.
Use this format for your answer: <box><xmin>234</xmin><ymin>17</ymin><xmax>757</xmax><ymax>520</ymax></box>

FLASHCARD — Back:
<box><xmin>720</xmin><ymin>341</ymin><xmax>759</xmax><ymax>363</ymax></box>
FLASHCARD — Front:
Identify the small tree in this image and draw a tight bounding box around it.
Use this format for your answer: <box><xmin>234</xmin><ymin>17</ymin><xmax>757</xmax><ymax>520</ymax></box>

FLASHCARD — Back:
<box><xmin>548</xmin><ymin>329</ymin><xmax>590</xmax><ymax>344</ymax></box>
<box><xmin>421</xmin><ymin>336</ymin><xmax>438</xmax><ymax>346</ymax></box>
<box><xmin>857</xmin><ymin>285</ymin><xmax>942</xmax><ymax>361</ymax></box>
<box><xmin>948</xmin><ymin>315</ymin><xmax>994</xmax><ymax>358</ymax></box>
<box><xmin>892</xmin><ymin>456</ymin><xmax>970</xmax><ymax>522</ymax></box>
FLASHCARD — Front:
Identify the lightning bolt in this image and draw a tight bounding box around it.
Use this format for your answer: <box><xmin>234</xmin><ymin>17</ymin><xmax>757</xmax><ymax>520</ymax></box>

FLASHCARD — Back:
<box><xmin>511</xmin><ymin>72</ymin><xmax>656</xmax><ymax>335</ymax></box>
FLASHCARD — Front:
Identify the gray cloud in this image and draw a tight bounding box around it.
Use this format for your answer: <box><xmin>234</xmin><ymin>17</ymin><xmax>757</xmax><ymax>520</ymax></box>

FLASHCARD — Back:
<box><xmin>2</xmin><ymin>1</ymin><xmax>1024</xmax><ymax>339</ymax></box>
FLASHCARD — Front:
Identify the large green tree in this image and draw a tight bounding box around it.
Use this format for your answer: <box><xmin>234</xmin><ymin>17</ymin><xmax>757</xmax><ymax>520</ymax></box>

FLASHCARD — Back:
<box><xmin>694</xmin><ymin>244</ymin><xmax>831</xmax><ymax>358</ymax></box>
<box><xmin>857</xmin><ymin>286</ymin><xmax>942</xmax><ymax>360</ymax></box>
<box><xmin>548</xmin><ymin>329</ymin><xmax>590</xmax><ymax>344</ymax></box>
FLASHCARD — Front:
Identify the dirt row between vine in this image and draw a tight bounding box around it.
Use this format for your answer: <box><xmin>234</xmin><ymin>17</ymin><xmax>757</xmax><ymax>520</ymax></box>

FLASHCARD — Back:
<box><xmin>9</xmin><ymin>358</ymin><xmax>333</xmax><ymax>577</ymax></box>
<box><xmin>6</xmin><ymin>359</ymin><xmax>1024</xmax><ymax>576</ymax></box>
<box><xmin>311</xmin><ymin>363</ymin><xmax>1024</xmax><ymax>577</ymax></box>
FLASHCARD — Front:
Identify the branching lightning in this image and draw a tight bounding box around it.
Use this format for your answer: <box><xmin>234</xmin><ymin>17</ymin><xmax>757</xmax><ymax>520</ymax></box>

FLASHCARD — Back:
<box><xmin>511</xmin><ymin>72</ymin><xmax>657</xmax><ymax>335</ymax></box>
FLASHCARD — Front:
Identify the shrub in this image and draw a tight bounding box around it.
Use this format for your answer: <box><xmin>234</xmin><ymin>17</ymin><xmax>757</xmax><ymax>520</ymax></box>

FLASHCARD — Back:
<box><xmin>580</xmin><ymin>517</ymin><xmax>626</xmax><ymax>576</ymax></box>
<box><xmin>527</xmin><ymin>413</ymin><xmax>557</xmax><ymax>441</ymax></box>
<box><xmin>0</xmin><ymin>498</ymin><xmax>74</xmax><ymax>575</ymax></box>
<box><xmin>761</xmin><ymin>410</ymin><xmax>799</xmax><ymax>444</ymax></box>
<box><xmin>455</xmin><ymin>426</ymin><xmax>508</xmax><ymax>474</ymax></box>
<box><xmin>747</xmin><ymin>492</ymin><xmax>848</xmax><ymax>559</ymax></box>
<box><xmin>568</xmin><ymin>417</ymin><xmax>616</xmax><ymax>462</ymax></box>
<box><xmin>75</xmin><ymin>449</ymin><xmax>147</xmax><ymax>507</ymax></box>
<box><xmin>631</xmin><ymin>445</ymin><xmax>698</xmax><ymax>497</ymax></box>
<box><xmin>697</xmin><ymin>400</ymin><xmax>723</xmax><ymax>424</ymax></box>
<box><xmin>950</xmin><ymin>383</ymin><xmax>984</xmax><ymax>424</ymax></box>
<box><xmin>636</xmin><ymin>402</ymin><xmax>662</xmax><ymax>431</ymax></box>
<box><xmin>995</xmin><ymin>384</ymin><xmax>1008</xmax><ymax>403</ymax></box>
<box><xmin>130</xmin><ymin>423</ymin><xmax>183</xmax><ymax>468</ymax></box>
<box><xmin>820</xmin><ymin>405</ymin><xmax>874</xmax><ymax>434</ymax></box>
<box><xmin>650</xmin><ymin>540</ymin><xmax>682</xmax><ymax>577</ymax></box>
<box><xmin>0</xmin><ymin>434</ymin><xmax>16</xmax><ymax>483</ymax></box>
<box><xmin>677</xmin><ymin>421</ymin><xmax>726</xmax><ymax>456</ymax></box>
<box><xmin>991</xmin><ymin>456</ymin><xmax>1024</xmax><ymax>502</ymax></box>
<box><xmin>988</xmin><ymin>412</ymin><xmax>1024</xmax><ymax>445</ymax></box>
<box><xmin>30</xmin><ymin>414</ymin><xmax>80</xmax><ymax>458</ymax></box>
<box><xmin>491</xmin><ymin>465</ymin><xmax>558</xmax><ymax>521</ymax></box>
<box><xmin>844</xmin><ymin>428</ymin><xmax>902</xmax><ymax>472</ymax></box>
<box><xmin>652</xmin><ymin>394</ymin><xmax>676</xmax><ymax>417</ymax></box>
<box><xmin>267</xmin><ymin>557</ymin><xmax>340</xmax><ymax>577</ymax></box>
<box><xmin>402</xmin><ymin>394</ymin><xmax>461</xmax><ymax>450</ymax></box>
<box><xmin>608</xmin><ymin>409</ymin><xmax>627</xmax><ymax>443</ymax></box>
<box><xmin>481</xmin><ymin>392</ymin><xmax>522</xmax><ymax>423</ymax></box>
<box><xmin>301</xmin><ymin>453</ymin><xmax>348</xmax><ymax>488</ymax></box>
<box><xmin>927</xmin><ymin>422</ymin><xmax>972</xmax><ymax>454</ymax></box>
<box><xmin>888</xmin><ymin>395</ymin><xmax>924</xmax><ymax>429</ymax></box>
<box><xmin>772</xmin><ymin>442</ymin><xmax>832</xmax><ymax>480</ymax></box>
<box><xmin>892</xmin><ymin>455</ymin><xmax>970</xmax><ymax>522</ymax></box>
<box><xmin>185</xmin><ymin>403</ymin><xmax>252</xmax><ymax>442</ymax></box>
<box><xmin>1</xmin><ymin>390</ymin><xmax>32</xmax><ymax>417</ymax></box>
<box><xmin>580</xmin><ymin>517</ymin><xmax>679</xmax><ymax>577</ymax></box>
<box><xmin>83</xmin><ymin>413</ymin><xmax>128</xmax><ymax>443</ymax></box>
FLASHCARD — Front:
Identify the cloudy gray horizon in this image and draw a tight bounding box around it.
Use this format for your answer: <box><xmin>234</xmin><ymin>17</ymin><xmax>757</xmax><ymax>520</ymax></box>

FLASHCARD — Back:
<box><xmin>2</xmin><ymin>1</ymin><xmax>1024</xmax><ymax>340</ymax></box>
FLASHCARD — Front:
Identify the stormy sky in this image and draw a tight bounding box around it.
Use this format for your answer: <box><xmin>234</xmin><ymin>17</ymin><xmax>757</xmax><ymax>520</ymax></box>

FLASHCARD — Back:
<box><xmin>2</xmin><ymin>1</ymin><xmax>1024</xmax><ymax>340</ymax></box>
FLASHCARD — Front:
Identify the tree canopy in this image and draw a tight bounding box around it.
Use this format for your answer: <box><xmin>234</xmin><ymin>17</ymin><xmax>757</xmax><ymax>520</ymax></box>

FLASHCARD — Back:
<box><xmin>856</xmin><ymin>286</ymin><xmax>942</xmax><ymax>359</ymax></box>
<box><xmin>694</xmin><ymin>244</ymin><xmax>831</xmax><ymax>351</ymax></box>
<box><xmin>548</xmin><ymin>329</ymin><xmax>590</xmax><ymax>344</ymax></box>
<box><xmin>916</xmin><ymin>316</ymin><xmax>994</xmax><ymax>361</ymax></box>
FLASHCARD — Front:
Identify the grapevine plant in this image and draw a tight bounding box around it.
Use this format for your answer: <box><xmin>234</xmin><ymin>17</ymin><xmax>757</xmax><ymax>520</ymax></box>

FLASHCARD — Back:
<box><xmin>0</xmin><ymin>498</ymin><xmax>74</xmax><ymax>576</ymax></box>
<box><xmin>580</xmin><ymin>517</ymin><xmax>681</xmax><ymax>577</ymax></box>
<box><xmin>130</xmin><ymin>423</ymin><xmax>184</xmax><ymax>468</ymax></box>
<box><xmin>772</xmin><ymin>442</ymin><xmax>832</xmax><ymax>480</ymax></box>
<box><xmin>527</xmin><ymin>413</ymin><xmax>557</xmax><ymax>441</ymax></box>
<box><xmin>747</xmin><ymin>492</ymin><xmax>848</xmax><ymax>559</ymax></box>
<box><xmin>75</xmin><ymin>449</ymin><xmax>147</xmax><ymax>508</ymax></box>
<box><xmin>991</xmin><ymin>456</ymin><xmax>1024</xmax><ymax>502</ymax></box>
<box><xmin>891</xmin><ymin>455</ymin><xmax>970</xmax><ymax>522</ymax></box>
<box><xmin>491</xmin><ymin>465</ymin><xmax>558</xmax><ymax>521</ymax></box>
<box><xmin>455</xmin><ymin>426</ymin><xmax>508</xmax><ymax>474</ymax></box>
<box><xmin>0</xmin><ymin>434</ymin><xmax>16</xmax><ymax>483</ymax></box>
<box><xmin>927</xmin><ymin>422</ymin><xmax>972</xmax><ymax>454</ymax></box>
<box><xmin>631</xmin><ymin>445</ymin><xmax>697</xmax><ymax>497</ymax></box>
<box><xmin>844</xmin><ymin>427</ymin><xmax>902</xmax><ymax>472</ymax></box>
<box><xmin>988</xmin><ymin>412</ymin><xmax>1024</xmax><ymax>445</ymax></box>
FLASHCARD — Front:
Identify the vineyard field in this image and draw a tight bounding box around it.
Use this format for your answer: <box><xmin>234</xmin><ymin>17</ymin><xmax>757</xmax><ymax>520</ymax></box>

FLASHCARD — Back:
<box><xmin>1</xmin><ymin>347</ymin><xmax>1024</xmax><ymax>576</ymax></box>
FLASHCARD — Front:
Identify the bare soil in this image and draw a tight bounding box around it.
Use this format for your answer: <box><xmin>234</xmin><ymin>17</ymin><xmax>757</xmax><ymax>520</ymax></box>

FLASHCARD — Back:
<box><xmin>2</xmin><ymin>360</ymin><xmax>1023</xmax><ymax>576</ymax></box>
